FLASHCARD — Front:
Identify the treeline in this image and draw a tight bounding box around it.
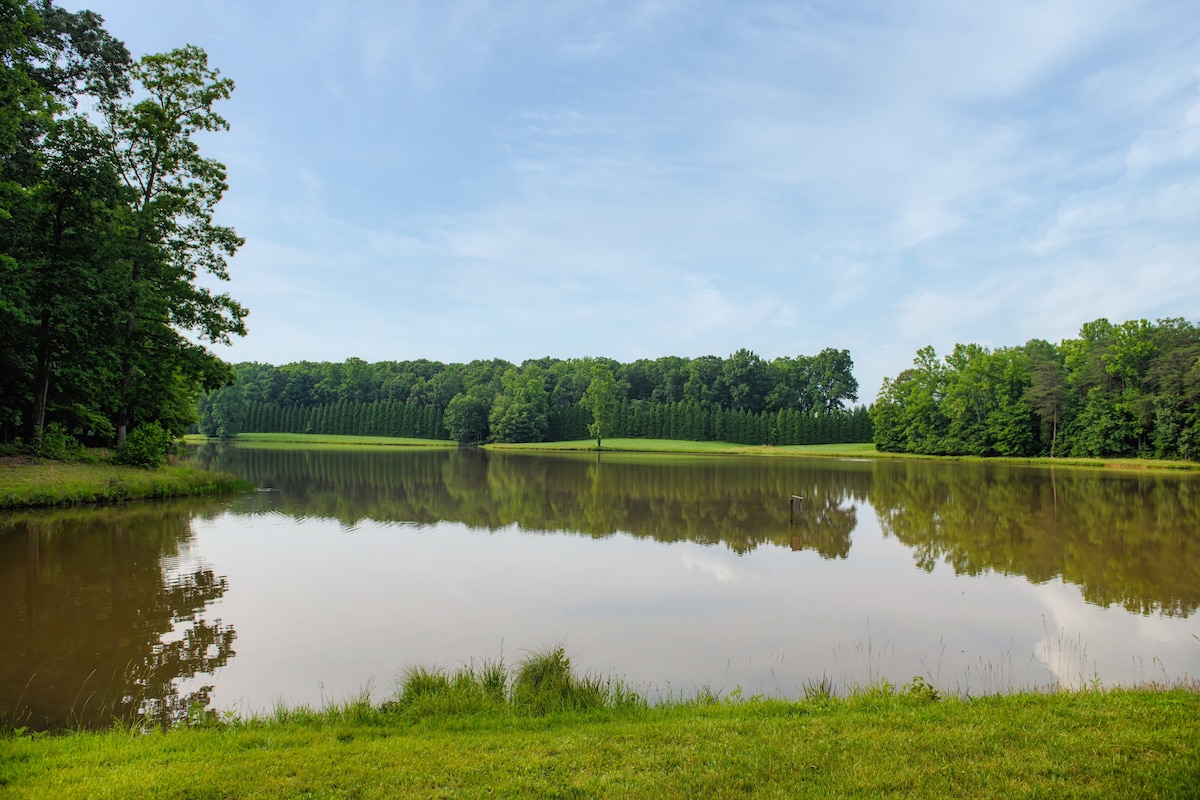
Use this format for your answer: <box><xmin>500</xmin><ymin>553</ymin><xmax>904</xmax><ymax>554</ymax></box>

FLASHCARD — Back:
<box><xmin>199</xmin><ymin>348</ymin><xmax>873</xmax><ymax>446</ymax></box>
<box><xmin>872</xmin><ymin>318</ymin><xmax>1200</xmax><ymax>460</ymax></box>
<box><xmin>235</xmin><ymin>397</ymin><xmax>872</xmax><ymax>447</ymax></box>
<box><xmin>242</xmin><ymin>401</ymin><xmax>448</xmax><ymax>440</ymax></box>
<box><xmin>0</xmin><ymin>3</ymin><xmax>246</xmax><ymax>447</ymax></box>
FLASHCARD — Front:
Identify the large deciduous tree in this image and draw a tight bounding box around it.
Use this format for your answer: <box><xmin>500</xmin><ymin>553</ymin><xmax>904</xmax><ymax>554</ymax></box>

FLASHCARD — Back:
<box><xmin>581</xmin><ymin>363</ymin><xmax>618</xmax><ymax>449</ymax></box>
<box><xmin>872</xmin><ymin>318</ymin><xmax>1200</xmax><ymax>460</ymax></box>
<box><xmin>103</xmin><ymin>44</ymin><xmax>246</xmax><ymax>444</ymax></box>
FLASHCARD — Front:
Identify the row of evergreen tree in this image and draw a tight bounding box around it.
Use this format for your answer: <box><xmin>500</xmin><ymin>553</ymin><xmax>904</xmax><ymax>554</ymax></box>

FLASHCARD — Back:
<box><xmin>243</xmin><ymin>401</ymin><xmax>447</xmax><ymax>440</ymax></box>
<box><xmin>229</xmin><ymin>398</ymin><xmax>872</xmax><ymax>447</ymax></box>
<box><xmin>198</xmin><ymin>347</ymin><xmax>869</xmax><ymax>446</ymax></box>
<box><xmin>549</xmin><ymin>401</ymin><xmax>872</xmax><ymax>445</ymax></box>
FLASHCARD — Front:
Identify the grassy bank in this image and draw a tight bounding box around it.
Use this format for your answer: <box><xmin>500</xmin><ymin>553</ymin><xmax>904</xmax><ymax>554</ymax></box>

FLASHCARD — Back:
<box><xmin>0</xmin><ymin>457</ymin><xmax>248</xmax><ymax>510</ymax></box>
<box><xmin>4</xmin><ymin>650</ymin><xmax>1197</xmax><ymax>797</ymax></box>
<box><xmin>184</xmin><ymin>432</ymin><xmax>455</xmax><ymax>448</ymax></box>
<box><xmin>488</xmin><ymin>438</ymin><xmax>1200</xmax><ymax>470</ymax></box>
<box><xmin>3</xmin><ymin>688</ymin><xmax>1196</xmax><ymax>798</ymax></box>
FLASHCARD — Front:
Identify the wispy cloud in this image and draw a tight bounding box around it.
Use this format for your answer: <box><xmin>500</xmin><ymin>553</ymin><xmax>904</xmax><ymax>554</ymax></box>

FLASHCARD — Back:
<box><xmin>73</xmin><ymin>0</ymin><xmax>1200</xmax><ymax>393</ymax></box>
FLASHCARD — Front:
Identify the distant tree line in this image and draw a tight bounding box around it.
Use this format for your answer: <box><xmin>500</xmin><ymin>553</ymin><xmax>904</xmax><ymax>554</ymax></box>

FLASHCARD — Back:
<box><xmin>198</xmin><ymin>348</ymin><xmax>873</xmax><ymax>446</ymax></box>
<box><xmin>240</xmin><ymin>400</ymin><xmax>447</xmax><ymax>440</ymax></box>
<box><xmin>871</xmin><ymin>318</ymin><xmax>1200</xmax><ymax>460</ymax></box>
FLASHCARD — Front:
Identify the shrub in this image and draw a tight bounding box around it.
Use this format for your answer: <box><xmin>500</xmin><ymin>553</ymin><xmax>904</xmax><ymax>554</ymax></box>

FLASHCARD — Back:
<box><xmin>34</xmin><ymin>422</ymin><xmax>83</xmax><ymax>461</ymax></box>
<box><xmin>114</xmin><ymin>422</ymin><xmax>173</xmax><ymax>468</ymax></box>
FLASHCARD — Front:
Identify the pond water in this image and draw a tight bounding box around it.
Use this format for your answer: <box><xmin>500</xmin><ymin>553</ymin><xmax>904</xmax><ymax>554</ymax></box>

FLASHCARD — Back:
<box><xmin>3</xmin><ymin>445</ymin><xmax>1199</xmax><ymax>729</ymax></box>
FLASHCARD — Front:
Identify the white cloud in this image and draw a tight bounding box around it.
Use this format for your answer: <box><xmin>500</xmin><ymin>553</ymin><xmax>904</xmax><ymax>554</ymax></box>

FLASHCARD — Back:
<box><xmin>58</xmin><ymin>0</ymin><xmax>1200</xmax><ymax>380</ymax></box>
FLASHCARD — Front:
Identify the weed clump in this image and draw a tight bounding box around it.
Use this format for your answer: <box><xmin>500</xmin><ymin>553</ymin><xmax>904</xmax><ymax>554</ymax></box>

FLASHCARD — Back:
<box><xmin>512</xmin><ymin>647</ymin><xmax>608</xmax><ymax>714</ymax></box>
<box><xmin>390</xmin><ymin>648</ymin><xmax>641</xmax><ymax>719</ymax></box>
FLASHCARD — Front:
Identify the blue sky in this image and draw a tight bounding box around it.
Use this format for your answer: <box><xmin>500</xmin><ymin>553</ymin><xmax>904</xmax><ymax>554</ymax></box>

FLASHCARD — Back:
<box><xmin>60</xmin><ymin>0</ymin><xmax>1200</xmax><ymax>398</ymax></box>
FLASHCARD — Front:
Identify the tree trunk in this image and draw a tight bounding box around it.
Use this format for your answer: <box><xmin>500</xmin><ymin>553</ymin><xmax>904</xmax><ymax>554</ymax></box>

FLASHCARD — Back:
<box><xmin>32</xmin><ymin>310</ymin><xmax>52</xmax><ymax>442</ymax></box>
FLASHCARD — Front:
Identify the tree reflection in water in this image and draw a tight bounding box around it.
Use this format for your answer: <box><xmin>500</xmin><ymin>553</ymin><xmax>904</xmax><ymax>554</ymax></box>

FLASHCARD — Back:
<box><xmin>195</xmin><ymin>444</ymin><xmax>867</xmax><ymax>557</ymax></box>
<box><xmin>0</xmin><ymin>503</ymin><xmax>235</xmax><ymax>731</ymax></box>
<box><xmin>869</xmin><ymin>461</ymin><xmax>1200</xmax><ymax>617</ymax></box>
<box><xmin>5</xmin><ymin>446</ymin><xmax>1198</xmax><ymax>730</ymax></box>
<box><xmin>198</xmin><ymin>444</ymin><xmax>1200</xmax><ymax>618</ymax></box>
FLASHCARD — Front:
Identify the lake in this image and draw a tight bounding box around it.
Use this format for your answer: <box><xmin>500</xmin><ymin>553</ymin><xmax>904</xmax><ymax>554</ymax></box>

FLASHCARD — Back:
<box><xmin>3</xmin><ymin>444</ymin><xmax>1199</xmax><ymax>729</ymax></box>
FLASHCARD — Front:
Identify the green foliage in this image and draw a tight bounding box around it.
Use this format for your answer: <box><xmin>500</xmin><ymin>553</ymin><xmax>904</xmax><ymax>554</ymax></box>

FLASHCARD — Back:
<box><xmin>0</xmin><ymin>4</ymin><xmax>244</xmax><ymax>449</ymax></box>
<box><xmin>581</xmin><ymin>363</ymin><xmax>619</xmax><ymax>447</ymax></box>
<box><xmin>872</xmin><ymin>317</ymin><xmax>1200</xmax><ymax>460</ymax></box>
<box><xmin>488</xmin><ymin>365</ymin><xmax>549</xmax><ymax>443</ymax></box>
<box><xmin>190</xmin><ymin>349</ymin><xmax>870</xmax><ymax>448</ymax></box>
<box><xmin>33</xmin><ymin>422</ymin><xmax>82</xmax><ymax>461</ymax></box>
<box><xmin>113</xmin><ymin>421</ymin><xmax>172</xmax><ymax>468</ymax></box>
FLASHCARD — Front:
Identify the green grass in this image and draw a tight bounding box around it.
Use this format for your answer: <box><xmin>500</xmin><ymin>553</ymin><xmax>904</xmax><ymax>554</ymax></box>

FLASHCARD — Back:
<box><xmin>488</xmin><ymin>438</ymin><xmax>1200</xmax><ymax>470</ymax></box>
<box><xmin>0</xmin><ymin>457</ymin><xmax>249</xmax><ymax>510</ymax></box>
<box><xmin>185</xmin><ymin>432</ymin><xmax>455</xmax><ymax>449</ymax></box>
<box><xmin>2</xmin><ymin>683</ymin><xmax>1196</xmax><ymax>798</ymax></box>
<box><xmin>488</xmin><ymin>437</ymin><xmax>801</xmax><ymax>455</ymax></box>
<box><xmin>182</xmin><ymin>433</ymin><xmax>1200</xmax><ymax>470</ymax></box>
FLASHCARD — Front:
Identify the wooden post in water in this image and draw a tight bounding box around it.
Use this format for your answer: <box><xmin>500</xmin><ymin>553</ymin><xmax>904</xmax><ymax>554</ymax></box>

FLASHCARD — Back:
<box><xmin>789</xmin><ymin>495</ymin><xmax>804</xmax><ymax>526</ymax></box>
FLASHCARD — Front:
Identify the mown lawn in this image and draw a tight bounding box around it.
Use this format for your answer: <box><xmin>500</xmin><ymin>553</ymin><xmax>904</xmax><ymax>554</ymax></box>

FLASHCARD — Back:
<box><xmin>488</xmin><ymin>438</ymin><xmax>1200</xmax><ymax>469</ymax></box>
<box><xmin>2</xmin><ymin>689</ymin><xmax>1196</xmax><ymax>799</ymax></box>
<box><xmin>486</xmin><ymin>438</ymin><xmax>876</xmax><ymax>456</ymax></box>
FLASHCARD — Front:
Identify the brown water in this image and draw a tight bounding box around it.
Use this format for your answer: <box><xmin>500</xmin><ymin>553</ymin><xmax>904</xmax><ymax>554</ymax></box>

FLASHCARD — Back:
<box><xmin>3</xmin><ymin>445</ymin><xmax>1198</xmax><ymax>729</ymax></box>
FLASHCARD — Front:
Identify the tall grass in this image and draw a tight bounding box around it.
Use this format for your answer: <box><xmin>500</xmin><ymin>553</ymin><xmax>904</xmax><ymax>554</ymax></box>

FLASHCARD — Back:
<box><xmin>386</xmin><ymin>648</ymin><xmax>644</xmax><ymax>720</ymax></box>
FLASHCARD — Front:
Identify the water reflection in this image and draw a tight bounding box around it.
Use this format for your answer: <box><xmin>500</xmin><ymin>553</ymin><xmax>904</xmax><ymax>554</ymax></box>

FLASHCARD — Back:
<box><xmin>5</xmin><ymin>446</ymin><xmax>1198</xmax><ymax>729</ymax></box>
<box><xmin>193</xmin><ymin>445</ymin><xmax>1200</xmax><ymax>618</ymax></box>
<box><xmin>193</xmin><ymin>445</ymin><xmax>868</xmax><ymax>557</ymax></box>
<box><xmin>871</xmin><ymin>461</ymin><xmax>1200</xmax><ymax>617</ymax></box>
<box><xmin>0</xmin><ymin>503</ymin><xmax>235</xmax><ymax>731</ymax></box>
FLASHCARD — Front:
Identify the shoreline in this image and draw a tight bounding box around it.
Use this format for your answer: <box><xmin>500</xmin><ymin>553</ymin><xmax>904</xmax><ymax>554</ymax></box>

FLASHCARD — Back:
<box><xmin>187</xmin><ymin>433</ymin><xmax>1200</xmax><ymax>470</ymax></box>
<box><xmin>0</xmin><ymin>456</ymin><xmax>250</xmax><ymax>510</ymax></box>
<box><xmin>489</xmin><ymin>438</ymin><xmax>1200</xmax><ymax>471</ymax></box>
<box><xmin>182</xmin><ymin>432</ymin><xmax>456</xmax><ymax>449</ymax></box>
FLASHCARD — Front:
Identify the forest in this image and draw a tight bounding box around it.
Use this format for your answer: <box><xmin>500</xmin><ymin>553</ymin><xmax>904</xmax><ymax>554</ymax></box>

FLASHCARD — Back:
<box><xmin>0</xmin><ymin>1</ymin><xmax>245</xmax><ymax>449</ymax></box>
<box><xmin>871</xmin><ymin>317</ymin><xmax>1200</xmax><ymax>460</ymax></box>
<box><xmin>197</xmin><ymin>349</ymin><xmax>873</xmax><ymax>447</ymax></box>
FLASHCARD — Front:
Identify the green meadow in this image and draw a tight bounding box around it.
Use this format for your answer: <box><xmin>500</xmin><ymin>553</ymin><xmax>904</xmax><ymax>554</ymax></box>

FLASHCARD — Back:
<box><xmin>2</xmin><ymin>650</ymin><xmax>1196</xmax><ymax>799</ymax></box>
<box><xmin>486</xmin><ymin>438</ymin><xmax>1200</xmax><ymax>469</ymax></box>
<box><xmin>0</xmin><ymin>457</ymin><xmax>248</xmax><ymax>510</ymax></box>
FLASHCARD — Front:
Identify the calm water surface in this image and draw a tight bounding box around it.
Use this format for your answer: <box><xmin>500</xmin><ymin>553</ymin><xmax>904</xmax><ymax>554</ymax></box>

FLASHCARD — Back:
<box><xmin>3</xmin><ymin>445</ymin><xmax>1199</xmax><ymax>729</ymax></box>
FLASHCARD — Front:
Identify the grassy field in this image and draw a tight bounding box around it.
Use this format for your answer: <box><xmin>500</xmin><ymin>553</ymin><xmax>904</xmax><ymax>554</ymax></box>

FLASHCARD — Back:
<box><xmin>183</xmin><ymin>432</ymin><xmax>455</xmax><ymax>448</ymax></box>
<box><xmin>0</xmin><ymin>457</ymin><xmax>248</xmax><ymax>510</ymax></box>
<box><xmin>487</xmin><ymin>438</ymin><xmax>1200</xmax><ymax>469</ymax></box>
<box><xmin>179</xmin><ymin>433</ymin><xmax>1200</xmax><ymax>470</ymax></box>
<box><xmin>487</xmin><ymin>438</ymin><xmax>881</xmax><ymax>457</ymax></box>
<box><xmin>177</xmin><ymin>438</ymin><xmax>1200</xmax><ymax>470</ymax></box>
<box><xmin>2</xmin><ymin>687</ymin><xmax>1196</xmax><ymax>798</ymax></box>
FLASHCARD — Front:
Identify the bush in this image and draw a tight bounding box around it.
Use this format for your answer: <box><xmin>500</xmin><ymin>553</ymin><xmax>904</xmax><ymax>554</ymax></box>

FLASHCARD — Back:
<box><xmin>114</xmin><ymin>422</ymin><xmax>173</xmax><ymax>468</ymax></box>
<box><xmin>34</xmin><ymin>422</ymin><xmax>83</xmax><ymax>461</ymax></box>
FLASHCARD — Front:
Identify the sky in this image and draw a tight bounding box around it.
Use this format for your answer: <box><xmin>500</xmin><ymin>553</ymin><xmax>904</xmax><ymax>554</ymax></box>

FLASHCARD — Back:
<box><xmin>59</xmin><ymin>0</ymin><xmax>1200</xmax><ymax>399</ymax></box>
